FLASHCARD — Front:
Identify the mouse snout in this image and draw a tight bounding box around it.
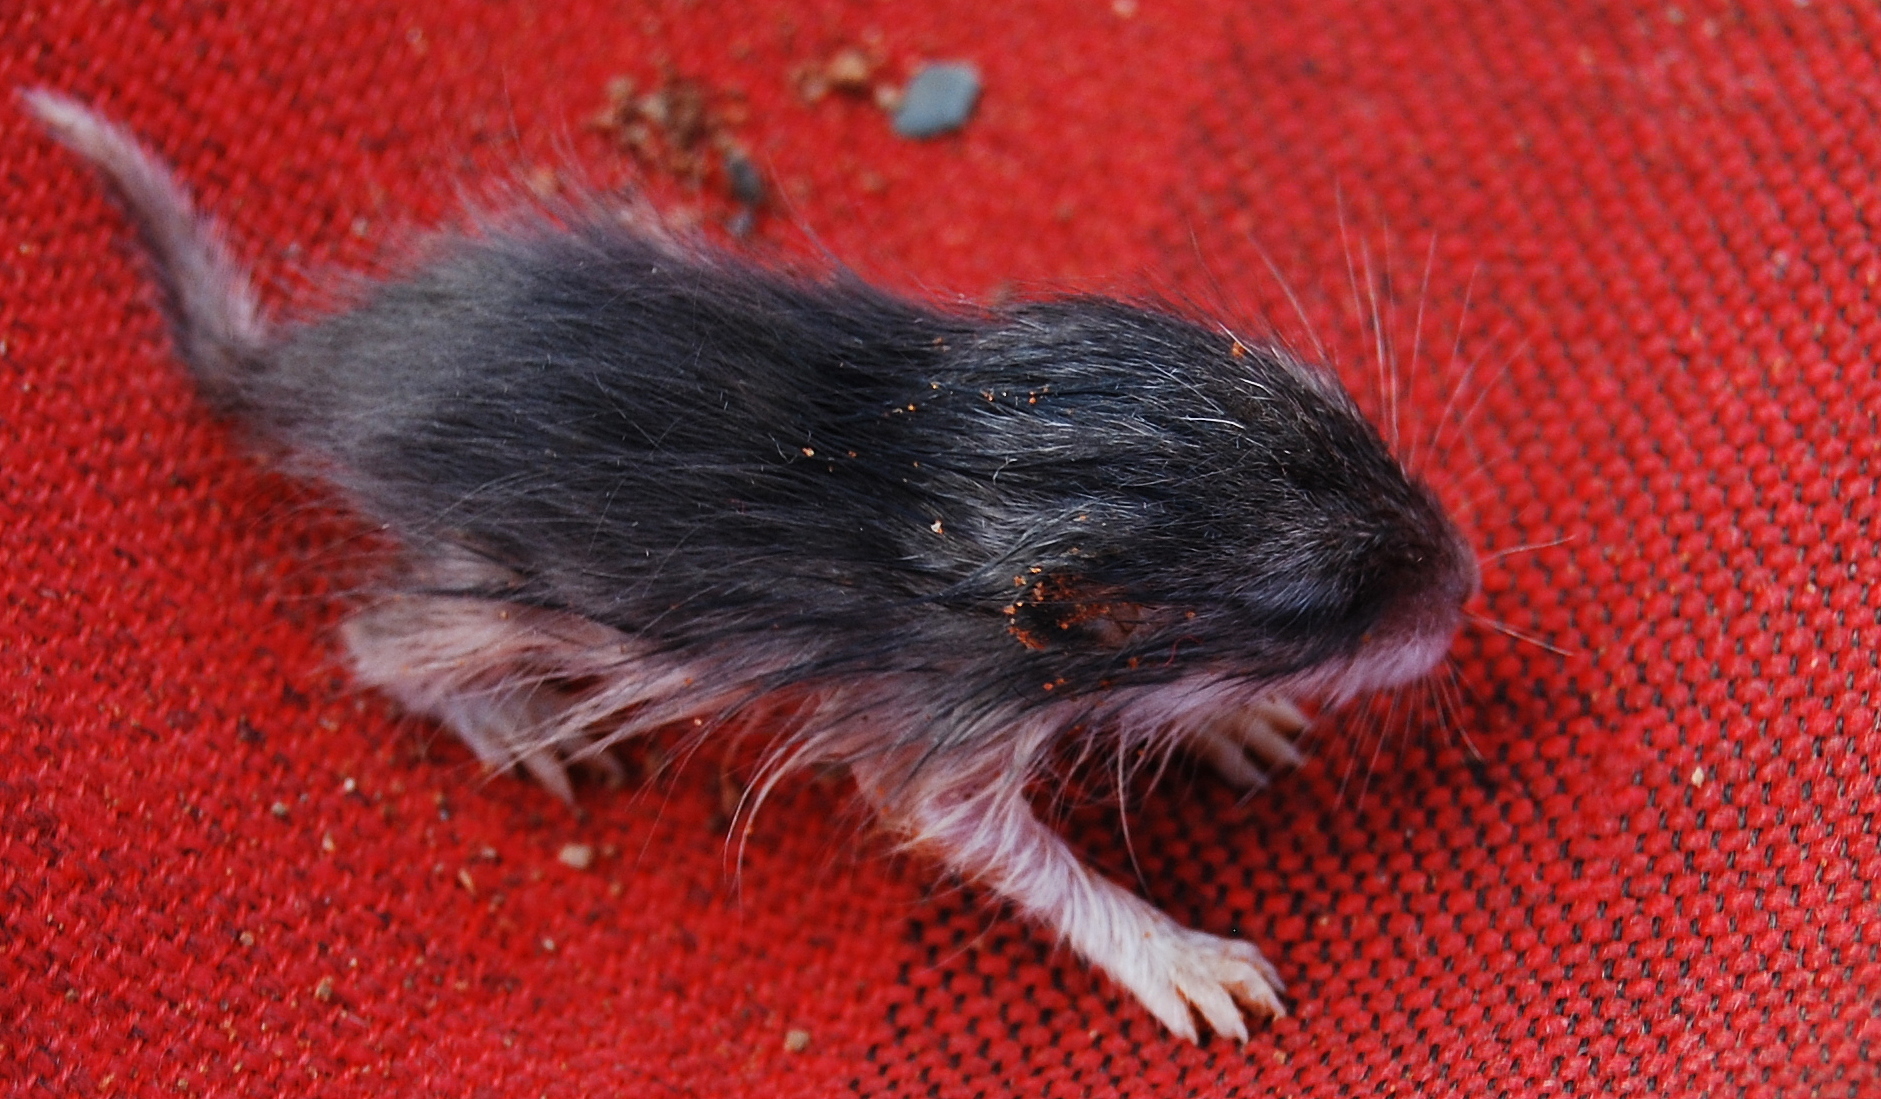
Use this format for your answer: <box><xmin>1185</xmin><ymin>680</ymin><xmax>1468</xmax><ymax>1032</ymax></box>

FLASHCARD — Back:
<box><xmin>1411</xmin><ymin>527</ymin><xmax>1478</xmax><ymax>637</ymax></box>
<box><xmin>1395</xmin><ymin>498</ymin><xmax>1479</xmax><ymax>635</ymax></box>
<box><xmin>1385</xmin><ymin>565</ymin><xmax>1467</xmax><ymax>646</ymax></box>
<box><xmin>1442</xmin><ymin>532</ymin><xmax>1481</xmax><ymax>614</ymax></box>
<box><xmin>1340</xmin><ymin>528</ymin><xmax>1475</xmax><ymax>696</ymax></box>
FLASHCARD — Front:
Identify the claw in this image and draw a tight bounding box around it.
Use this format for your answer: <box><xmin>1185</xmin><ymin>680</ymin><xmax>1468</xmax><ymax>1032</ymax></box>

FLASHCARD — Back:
<box><xmin>1237</xmin><ymin>697</ymin><xmax>1308</xmax><ymax>768</ymax></box>
<box><xmin>1190</xmin><ymin>695</ymin><xmax>1309</xmax><ymax>790</ymax></box>
<box><xmin>519</xmin><ymin>746</ymin><xmax>577</xmax><ymax>804</ymax></box>
<box><xmin>1190</xmin><ymin>726</ymin><xmax>1272</xmax><ymax>790</ymax></box>
<box><xmin>1124</xmin><ymin>919</ymin><xmax>1287</xmax><ymax>1043</ymax></box>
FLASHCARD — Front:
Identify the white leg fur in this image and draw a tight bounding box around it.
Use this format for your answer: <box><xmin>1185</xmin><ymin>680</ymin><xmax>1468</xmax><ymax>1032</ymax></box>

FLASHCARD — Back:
<box><xmin>347</xmin><ymin>583</ymin><xmax>1297</xmax><ymax>1040</ymax></box>
<box><xmin>343</xmin><ymin>591</ymin><xmax>638</xmax><ymax>801</ymax></box>
<box><xmin>853</xmin><ymin>731</ymin><xmax>1286</xmax><ymax>1043</ymax></box>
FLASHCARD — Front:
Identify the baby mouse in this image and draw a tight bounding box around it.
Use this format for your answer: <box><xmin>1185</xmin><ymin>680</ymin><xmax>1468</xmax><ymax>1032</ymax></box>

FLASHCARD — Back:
<box><xmin>27</xmin><ymin>89</ymin><xmax>1476</xmax><ymax>1044</ymax></box>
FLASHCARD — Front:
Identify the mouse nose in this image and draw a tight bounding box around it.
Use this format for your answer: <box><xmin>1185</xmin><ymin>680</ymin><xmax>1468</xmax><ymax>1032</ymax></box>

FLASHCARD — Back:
<box><xmin>1340</xmin><ymin>554</ymin><xmax>1471</xmax><ymax>695</ymax></box>
<box><xmin>1404</xmin><ymin>479</ymin><xmax>1477</xmax><ymax>611</ymax></box>
<box><xmin>1379</xmin><ymin>530</ymin><xmax>1475</xmax><ymax>644</ymax></box>
<box><xmin>1450</xmin><ymin>533</ymin><xmax>1481</xmax><ymax>606</ymax></box>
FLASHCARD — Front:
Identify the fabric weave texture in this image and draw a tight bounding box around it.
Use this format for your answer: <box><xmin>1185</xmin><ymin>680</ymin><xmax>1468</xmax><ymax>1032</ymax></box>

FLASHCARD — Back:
<box><xmin>2</xmin><ymin>1</ymin><xmax>1877</xmax><ymax>1095</ymax></box>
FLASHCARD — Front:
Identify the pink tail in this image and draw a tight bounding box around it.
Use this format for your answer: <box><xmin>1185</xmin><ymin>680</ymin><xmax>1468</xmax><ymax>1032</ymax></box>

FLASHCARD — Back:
<box><xmin>21</xmin><ymin>89</ymin><xmax>268</xmax><ymax>411</ymax></box>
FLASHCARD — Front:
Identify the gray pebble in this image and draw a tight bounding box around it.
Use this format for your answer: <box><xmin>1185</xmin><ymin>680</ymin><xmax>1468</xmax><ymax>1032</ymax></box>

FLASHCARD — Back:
<box><xmin>893</xmin><ymin>63</ymin><xmax>981</xmax><ymax>139</ymax></box>
<box><xmin>723</xmin><ymin>150</ymin><xmax>766</xmax><ymax>207</ymax></box>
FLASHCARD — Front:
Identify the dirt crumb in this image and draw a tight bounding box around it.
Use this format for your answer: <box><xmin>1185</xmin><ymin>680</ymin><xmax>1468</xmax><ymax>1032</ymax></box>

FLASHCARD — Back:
<box><xmin>590</xmin><ymin>70</ymin><xmax>764</xmax><ymax>227</ymax></box>
<box><xmin>794</xmin><ymin>45</ymin><xmax>885</xmax><ymax>102</ymax></box>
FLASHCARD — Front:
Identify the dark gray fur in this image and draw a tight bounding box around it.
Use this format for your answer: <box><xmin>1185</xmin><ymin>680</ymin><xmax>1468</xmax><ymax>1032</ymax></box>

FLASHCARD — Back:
<box><xmin>234</xmin><ymin>218</ymin><xmax>1465</xmax><ymax>740</ymax></box>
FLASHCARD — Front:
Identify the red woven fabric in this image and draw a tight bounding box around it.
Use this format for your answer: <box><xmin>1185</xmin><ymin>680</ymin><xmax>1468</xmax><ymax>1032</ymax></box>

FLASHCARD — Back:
<box><xmin>4</xmin><ymin>1</ymin><xmax>1877</xmax><ymax>1095</ymax></box>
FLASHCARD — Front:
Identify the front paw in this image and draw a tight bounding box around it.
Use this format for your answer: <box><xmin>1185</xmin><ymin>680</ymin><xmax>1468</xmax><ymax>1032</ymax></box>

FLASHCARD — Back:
<box><xmin>1122</xmin><ymin>921</ymin><xmax>1286</xmax><ymax>1043</ymax></box>
<box><xmin>1190</xmin><ymin>696</ymin><xmax>1309</xmax><ymax>790</ymax></box>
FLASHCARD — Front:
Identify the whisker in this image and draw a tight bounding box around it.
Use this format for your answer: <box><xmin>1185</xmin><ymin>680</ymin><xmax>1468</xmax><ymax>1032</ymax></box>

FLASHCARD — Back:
<box><xmin>1369</xmin><ymin>239</ymin><xmax>1399</xmax><ymax>452</ymax></box>
<box><xmin>1403</xmin><ymin>234</ymin><xmax>1442</xmax><ymax>470</ymax></box>
<box><xmin>1406</xmin><ymin>681</ymin><xmax>1429</xmax><ymax>767</ymax></box>
<box><xmin>1442</xmin><ymin>447</ymin><xmax>1525</xmax><ymax>500</ymax></box>
<box><xmin>1480</xmin><ymin>534</ymin><xmax>1577</xmax><ymax>564</ymax></box>
<box><xmin>1452</xmin><ymin>659</ymin><xmax>1491</xmax><ymax>759</ymax></box>
<box><xmin>1335</xmin><ymin>190</ymin><xmax>1374</xmax><ymax>418</ymax></box>
<box><xmin>1438</xmin><ymin>660</ymin><xmax>1483</xmax><ymax>762</ymax></box>
<box><xmin>1381</xmin><ymin>225</ymin><xmax>1405</xmax><ymax>456</ymax></box>
<box><xmin>1116</xmin><ymin>736</ymin><xmax>1151</xmax><ymax>896</ymax></box>
<box><xmin>917</xmin><ymin>891</ymin><xmax>1003</xmax><ymax>978</ymax></box>
<box><xmin>1358</xmin><ymin>686</ymin><xmax>1399</xmax><ymax>808</ymax></box>
<box><xmin>1332</xmin><ymin>706</ymin><xmax>1357</xmax><ymax>810</ymax></box>
<box><xmin>1233</xmin><ymin>757</ymin><xmax>1272</xmax><ymax>809</ymax></box>
<box><xmin>1448</xmin><ymin>261</ymin><xmax>1482</xmax><ymax>372</ymax></box>
<box><xmin>1412</xmin><ymin>259</ymin><xmax>1482</xmax><ymax>468</ymax></box>
<box><xmin>1414</xmin><ymin>669</ymin><xmax>1444</xmax><ymax>745</ymax></box>
<box><xmin>1438</xmin><ymin>332</ymin><xmax>1532</xmax><ymax>460</ymax></box>
<box><xmin>1242</xmin><ymin>231</ymin><xmax>1333</xmax><ymax>368</ymax></box>
<box><xmin>1426</xmin><ymin>317</ymin><xmax>1521</xmax><ymax>464</ymax></box>
<box><xmin>1467</xmin><ymin>611</ymin><xmax>1577</xmax><ymax>657</ymax></box>
<box><xmin>1185</xmin><ymin>220</ymin><xmax>1236</xmax><ymax>320</ymax></box>
<box><xmin>1334</xmin><ymin>696</ymin><xmax>1376</xmax><ymax>812</ymax></box>
<box><xmin>1053</xmin><ymin>720</ymin><xmax>1104</xmax><ymax>822</ymax></box>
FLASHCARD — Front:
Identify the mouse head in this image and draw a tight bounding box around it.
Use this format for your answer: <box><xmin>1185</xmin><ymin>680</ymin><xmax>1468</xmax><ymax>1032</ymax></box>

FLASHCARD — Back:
<box><xmin>1192</xmin><ymin>339</ymin><xmax>1478</xmax><ymax>698</ymax></box>
<box><xmin>948</xmin><ymin>298</ymin><xmax>1477</xmax><ymax>701</ymax></box>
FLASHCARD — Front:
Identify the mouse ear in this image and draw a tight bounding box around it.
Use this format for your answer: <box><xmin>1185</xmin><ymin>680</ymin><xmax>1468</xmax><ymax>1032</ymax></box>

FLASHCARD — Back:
<box><xmin>1002</xmin><ymin>572</ymin><xmax>1163</xmax><ymax>652</ymax></box>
